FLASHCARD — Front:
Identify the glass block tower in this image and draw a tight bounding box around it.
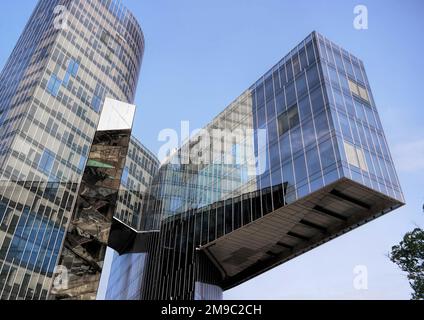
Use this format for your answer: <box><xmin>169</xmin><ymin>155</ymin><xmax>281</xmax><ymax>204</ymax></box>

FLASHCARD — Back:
<box><xmin>0</xmin><ymin>0</ymin><xmax>144</xmax><ymax>300</ymax></box>
<box><xmin>107</xmin><ymin>31</ymin><xmax>404</xmax><ymax>300</ymax></box>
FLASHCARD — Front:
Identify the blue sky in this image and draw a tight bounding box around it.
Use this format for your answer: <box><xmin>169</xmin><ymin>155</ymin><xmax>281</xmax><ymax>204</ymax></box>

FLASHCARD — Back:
<box><xmin>1</xmin><ymin>0</ymin><xmax>423</xmax><ymax>299</ymax></box>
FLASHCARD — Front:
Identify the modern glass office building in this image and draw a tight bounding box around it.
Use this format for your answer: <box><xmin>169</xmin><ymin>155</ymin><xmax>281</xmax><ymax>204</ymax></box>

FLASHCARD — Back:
<box><xmin>0</xmin><ymin>0</ymin><xmax>404</xmax><ymax>302</ymax></box>
<box><xmin>0</xmin><ymin>0</ymin><xmax>144</xmax><ymax>300</ymax></box>
<box><xmin>107</xmin><ymin>31</ymin><xmax>404</xmax><ymax>300</ymax></box>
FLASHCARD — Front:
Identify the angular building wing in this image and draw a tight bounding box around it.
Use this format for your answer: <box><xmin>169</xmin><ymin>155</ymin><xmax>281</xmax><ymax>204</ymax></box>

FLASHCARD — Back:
<box><xmin>107</xmin><ymin>31</ymin><xmax>404</xmax><ymax>300</ymax></box>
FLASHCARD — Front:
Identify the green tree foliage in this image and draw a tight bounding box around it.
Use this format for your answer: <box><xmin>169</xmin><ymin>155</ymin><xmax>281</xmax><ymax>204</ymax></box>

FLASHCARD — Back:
<box><xmin>390</xmin><ymin>228</ymin><xmax>424</xmax><ymax>300</ymax></box>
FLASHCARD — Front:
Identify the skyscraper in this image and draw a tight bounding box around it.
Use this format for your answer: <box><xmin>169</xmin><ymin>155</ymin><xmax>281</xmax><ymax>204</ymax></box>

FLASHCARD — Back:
<box><xmin>0</xmin><ymin>0</ymin><xmax>144</xmax><ymax>300</ymax></box>
<box><xmin>106</xmin><ymin>31</ymin><xmax>404</xmax><ymax>300</ymax></box>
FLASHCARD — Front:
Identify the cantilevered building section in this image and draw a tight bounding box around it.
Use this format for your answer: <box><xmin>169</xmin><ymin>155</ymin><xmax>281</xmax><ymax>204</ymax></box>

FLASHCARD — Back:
<box><xmin>107</xmin><ymin>31</ymin><xmax>404</xmax><ymax>300</ymax></box>
<box><xmin>0</xmin><ymin>0</ymin><xmax>145</xmax><ymax>300</ymax></box>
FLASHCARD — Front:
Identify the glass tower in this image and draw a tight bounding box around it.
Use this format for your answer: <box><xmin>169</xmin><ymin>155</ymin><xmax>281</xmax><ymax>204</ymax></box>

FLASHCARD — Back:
<box><xmin>107</xmin><ymin>31</ymin><xmax>404</xmax><ymax>300</ymax></box>
<box><xmin>0</xmin><ymin>0</ymin><xmax>144</xmax><ymax>300</ymax></box>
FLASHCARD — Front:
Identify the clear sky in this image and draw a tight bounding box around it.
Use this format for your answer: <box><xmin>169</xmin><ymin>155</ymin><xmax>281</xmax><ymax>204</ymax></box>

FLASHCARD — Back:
<box><xmin>1</xmin><ymin>0</ymin><xmax>423</xmax><ymax>299</ymax></box>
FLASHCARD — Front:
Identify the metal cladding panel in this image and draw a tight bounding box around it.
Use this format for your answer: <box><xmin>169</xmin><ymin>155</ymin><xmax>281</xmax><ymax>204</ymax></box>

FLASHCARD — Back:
<box><xmin>97</xmin><ymin>98</ymin><xmax>136</xmax><ymax>132</ymax></box>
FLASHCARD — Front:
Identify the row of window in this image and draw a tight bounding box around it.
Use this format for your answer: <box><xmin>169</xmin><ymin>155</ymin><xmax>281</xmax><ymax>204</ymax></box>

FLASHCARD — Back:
<box><xmin>38</xmin><ymin>148</ymin><xmax>86</xmax><ymax>177</ymax></box>
<box><xmin>70</xmin><ymin>1</ymin><xmax>140</xmax><ymax>102</ymax></box>
<box><xmin>47</xmin><ymin>58</ymin><xmax>79</xmax><ymax>97</ymax></box>
<box><xmin>62</xmin><ymin>59</ymin><xmax>79</xmax><ymax>87</ymax></box>
<box><xmin>317</xmin><ymin>35</ymin><xmax>366</xmax><ymax>86</ymax></box>
<box><xmin>255</xmin><ymin>62</ymin><xmax>321</xmax><ymax>126</ymax></box>
<box><xmin>47</xmin><ymin>58</ymin><xmax>106</xmax><ymax>114</ymax></box>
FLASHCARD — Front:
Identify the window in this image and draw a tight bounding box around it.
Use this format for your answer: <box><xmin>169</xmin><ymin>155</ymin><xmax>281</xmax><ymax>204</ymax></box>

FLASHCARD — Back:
<box><xmin>256</xmin><ymin>104</ymin><xmax>266</xmax><ymax>126</ymax></box>
<box><xmin>69</xmin><ymin>60</ymin><xmax>79</xmax><ymax>76</ymax></box>
<box><xmin>39</xmin><ymin>149</ymin><xmax>55</xmax><ymax>174</ymax></box>
<box><xmin>306</xmin><ymin>64</ymin><xmax>319</xmax><ymax>89</ymax></box>
<box><xmin>278</xmin><ymin>104</ymin><xmax>299</xmax><ymax>136</ymax></box>
<box><xmin>314</xmin><ymin>112</ymin><xmax>329</xmax><ymax>139</ymax></box>
<box><xmin>92</xmin><ymin>83</ymin><xmax>106</xmax><ymax>113</ymax></box>
<box><xmin>306</xmin><ymin>43</ymin><xmax>315</xmax><ymax>63</ymax></box>
<box><xmin>348</xmin><ymin>79</ymin><xmax>369</xmax><ymax>102</ymax></box>
<box><xmin>46</xmin><ymin>118</ymin><xmax>53</xmax><ymax>132</ymax></box>
<box><xmin>121</xmin><ymin>167</ymin><xmax>129</xmax><ymax>186</ymax></box>
<box><xmin>295</xmin><ymin>73</ymin><xmax>307</xmax><ymax>98</ymax></box>
<box><xmin>282</xmin><ymin>161</ymin><xmax>295</xmax><ymax>186</ymax></box>
<box><xmin>319</xmin><ymin>140</ymin><xmax>336</xmax><ymax>169</ymax></box>
<box><xmin>63</xmin><ymin>59</ymin><xmax>79</xmax><ymax>87</ymax></box>
<box><xmin>45</xmin><ymin>182</ymin><xmax>59</xmax><ymax>201</ymax></box>
<box><xmin>100</xmin><ymin>29</ymin><xmax>110</xmax><ymax>44</ymax></box>
<box><xmin>344</xmin><ymin>142</ymin><xmax>357</xmax><ymax>166</ymax></box>
<box><xmin>328</xmin><ymin>66</ymin><xmax>339</xmax><ymax>86</ymax></box>
<box><xmin>298</xmin><ymin>95</ymin><xmax>311</xmax><ymax>121</ymax></box>
<box><xmin>344</xmin><ymin>57</ymin><xmax>354</xmax><ymax>77</ymax></box>
<box><xmin>0</xmin><ymin>201</ymin><xmax>10</xmax><ymax>226</ymax></box>
<box><xmin>292</xmin><ymin>56</ymin><xmax>301</xmax><ymax>75</ymax></box>
<box><xmin>294</xmin><ymin>154</ymin><xmax>307</xmax><ymax>183</ymax></box>
<box><xmin>62</xmin><ymin>72</ymin><xmax>71</xmax><ymax>87</ymax></box>
<box><xmin>344</xmin><ymin>141</ymin><xmax>368</xmax><ymax>171</ymax></box>
<box><xmin>310</xmin><ymin>87</ymin><xmax>325</xmax><ymax>115</ymax></box>
<box><xmin>306</xmin><ymin>147</ymin><xmax>321</xmax><ymax>175</ymax></box>
<box><xmin>286</xmin><ymin>61</ymin><xmax>294</xmax><ymax>82</ymax></box>
<box><xmin>275</xmin><ymin>91</ymin><xmax>285</xmax><ymax>115</ymax></box>
<box><xmin>365</xmin><ymin>107</ymin><xmax>377</xmax><ymax>127</ymax></box>
<box><xmin>285</xmin><ymin>82</ymin><xmax>296</xmax><ymax>106</ymax></box>
<box><xmin>338</xmin><ymin>113</ymin><xmax>352</xmax><ymax>139</ymax></box>
<box><xmin>357</xmin><ymin>148</ymin><xmax>367</xmax><ymax>171</ymax></box>
<box><xmin>348</xmin><ymin>79</ymin><xmax>359</xmax><ymax>95</ymax></box>
<box><xmin>265</xmin><ymin>77</ymin><xmax>274</xmax><ymax>102</ymax></box>
<box><xmin>255</xmin><ymin>85</ymin><xmax>265</xmax><ymax>107</ymax></box>
<box><xmin>357</xmin><ymin>86</ymin><xmax>369</xmax><ymax>102</ymax></box>
<box><xmin>77</xmin><ymin>155</ymin><xmax>87</xmax><ymax>173</ymax></box>
<box><xmin>266</xmin><ymin>99</ymin><xmax>276</xmax><ymax>121</ymax></box>
<box><xmin>354</xmin><ymin>100</ymin><xmax>367</xmax><ymax>122</ymax></box>
<box><xmin>299</xmin><ymin>49</ymin><xmax>307</xmax><ymax>70</ymax></box>
<box><xmin>47</xmin><ymin>74</ymin><xmax>61</xmax><ymax>96</ymax></box>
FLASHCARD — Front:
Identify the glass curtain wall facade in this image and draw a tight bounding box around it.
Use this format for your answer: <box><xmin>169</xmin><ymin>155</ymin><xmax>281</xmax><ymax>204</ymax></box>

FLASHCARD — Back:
<box><xmin>107</xmin><ymin>31</ymin><xmax>404</xmax><ymax>300</ymax></box>
<box><xmin>102</xmin><ymin>137</ymin><xmax>159</xmax><ymax>300</ymax></box>
<box><xmin>0</xmin><ymin>0</ymin><xmax>144</xmax><ymax>300</ymax></box>
<box><xmin>114</xmin><ymin>137</ymin><xmax>160</xmax><ymax>229</ymax></box>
